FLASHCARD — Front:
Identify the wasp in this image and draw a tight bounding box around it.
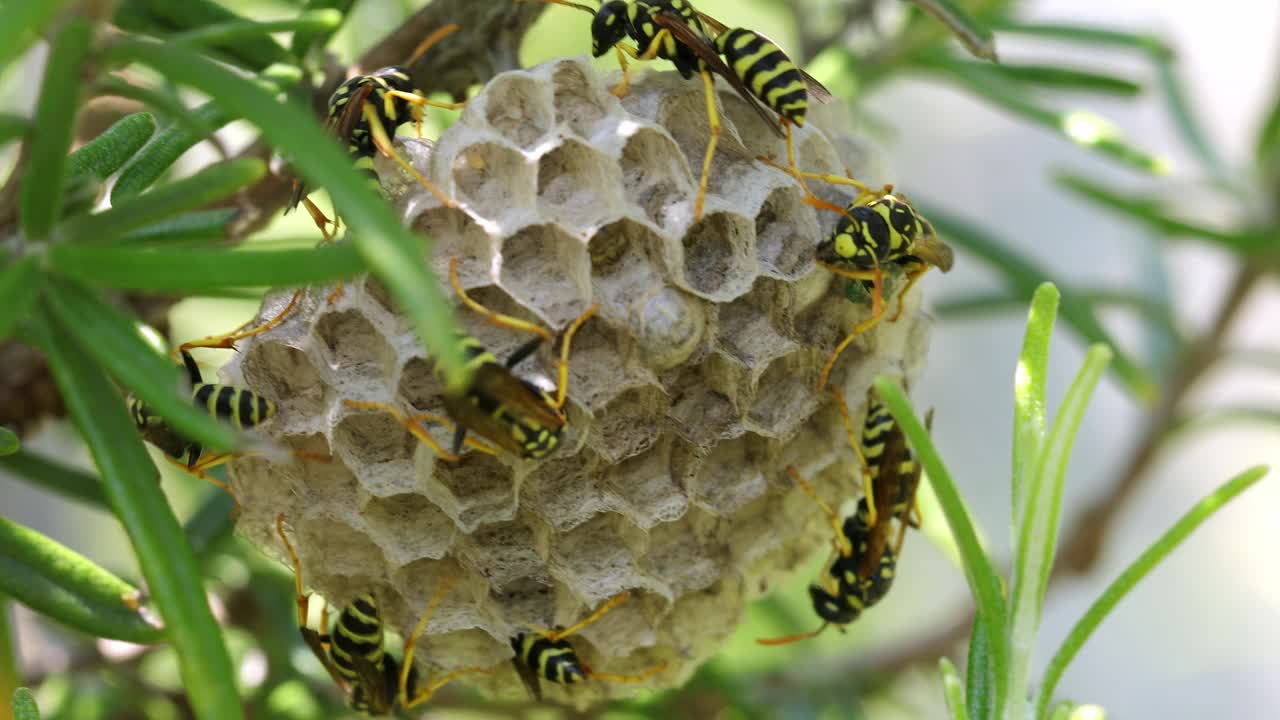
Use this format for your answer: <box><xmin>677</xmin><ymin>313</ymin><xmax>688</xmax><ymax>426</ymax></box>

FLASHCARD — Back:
<box><xmin>535</xmin><ymin>0</ymin><xmax>830</xmax><ymax>220</ymax></box>
<box><xmin>288</xmin><ymin>24</ymin><xmax>466</xmax><ymax>241</ymax></box>
<box><xmin>509</xmin><ymin>592</ymin><xmax>666</xmax><ymax>700</ymax></box>
<box><xmin>758</xmin><ymin>390</ymin><xmax>927</xmax><ymax>645</ymax></box>
<box><xmin>275</xmin><ymin>515</ymin><xmax>488</xmax><ymax>714</ymax></box>
<box><xmin>345</xmin><ymin>259</ymin><xmax>598</xmax><ymax>461</ymax></box>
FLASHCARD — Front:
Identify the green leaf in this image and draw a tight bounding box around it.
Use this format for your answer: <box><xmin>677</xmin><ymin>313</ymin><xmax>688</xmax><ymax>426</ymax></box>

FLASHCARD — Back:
<box><xmin>990</xmin><ymin>21</ymin><xmax>1169</xmax><ymax>57</ymax></box>
<box><xmin>0</xmin><ymin>114</ymin><xmax>28</xmax><ymax>148</ymax></box>
<box><xmin>939</xmin><ymin>657</ymin><xmax>970</xmax><ymax>720</ymax></box>
<box><xmin>29</xmin><ymin>308</ymin><xmax>243</xmax><ymax>720</ymax></box>
<box><xmin>61</xmin><ymin>159</ymin><xmax>265</xmax><ymax>243</ymax></box>
<box><xmin>0</xmin><ymin>256</ymin><xmax>40</xmax><ymax>341</ymax></box>
<box><xmin>184</xmin><ymin>491</ymin><xmax>236</xmax><ymax>563</ymax></box>
<box><xmin>291</xmin><ymin>0</ymin><xmax>358</xmax><ymax>57</ymax></box>
<box><xmin>1035</xmin><ymin>465</ymin><xmax>1268</xmax><ymax>718</ymax></box>
<box><xmin>1048</xmin><ymin>701</ymin><xmax>1074</xmax><ymax>720</ymax></box>
<box><xmin>1008</xmin><ymin>344</ymin><xmax>1112</xmax><ymax>716</ymax></box>
<box><xmin>918</xmin><ymin>54</ymin><xmax>1167</xmax><ymax>174</ymax></box>
<box><xmin>906</xmin><ymin>0</ymin><xmax>997</xmax><ymax>60</ymax></box>
<box><xmin>1012</xmin><ymin>284</ymin><xmax>1057</xmax><ymax>524</ymax></box>
<box><xmin>41</xmin><ymin>279</ymin><xmax>241</xmax><ymax>455</ymax></box>
<box><xmin>111</xmin><ymin>103</ymin><xmax>232</xmax><ymax>203</ymax></box>
<box><xmin>94</xmin><ymin>76</ymin><xmax>223</xmax><ymax>157</ymax></box>
<box><xmin>130</xmin><ymin>0</ymin><xmax>288</xmax><ymax>70</ymax></box>
<box><xmin>1257</xmin><ymin>88</ymin><xmax>1280</xmax><ymax>166</ymax></box>
<box><xmin>172</xmin><ymin>10</ymin><xmax>342</xmax><ymax>48</ymax></box>
<box><xmin>0</xmin><ymin>428</ymin><xmax>16</xmax><ymax>456</ymax></box>
<box><xmin>873</xmin><ymin>376</ymin><xmax>1009</xmax><ymax>711</ymax></box>
<box><xmin>949</xmin><ymin>60</ymin><xmax>1140</xmax><ymax>96</ymax></box>
<box><xmin>924</xmin><ymin>205</ymin><xmax>1158</xmax><ymax>402</ymax></box>
<box><xmin>0</xmin><ymin>0</ymin><xmax>70</xmax><ymax>71</ymax></box>
<box><xmin>12</xmin><ymin>687</ymin><xmax>40</xmax><ymax>720</ymax></box>
<box><xmin>0</xmin><ymin>516</ymin><xmax>162</xmax><ymax>644</ymax></box>
<box><xmin>0</xmin><ymin>450</ymin><xmax>110</xmax><ymax>510</ymax></box>
<box><xmin>113</xmin><ymin>208</ymin><xmax>238</xmax><ymax>245</ymax></box>
<box><xmin>66</xmin><ymin>113</ymin><xmax>157</xmax><ymax>183</ymax></box>
<box><xmin>105</xmin><ymin>38</ymin><xmax>470</xmax><ymax>392</ymax></box>
<box><xmin>19</xmin><ymin>17</ymin><xmax>92</xmax><ymax>240</ymax></box>
<box><xmin>50</xmin><ymin>241</ymin><xmax>363</xmax><ymax>292</ymax></box>
<box><xmin>965</xmin><ymin>614</ymin><xmax>995</xmax><ymax>720</ymax></box>
<box><xmin>1056</xmin><ymin>173</ymin><xmax>1263</xmax><ymax>253</ymax></box>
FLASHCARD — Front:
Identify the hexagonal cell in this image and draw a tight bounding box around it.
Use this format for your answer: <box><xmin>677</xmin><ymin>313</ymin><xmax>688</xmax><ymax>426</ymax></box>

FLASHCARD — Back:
<box><xmin>551</xmin><ymin>59</ymin><xmax>612</xmax><ymax>139</ymax></box>
<box><xmin>292</xmin><ymin>514</ymin><xmax>387</xmax><ymax>589</ymax></box>
<box><xmin>332</xmin><ymin>406</ymin><xmax>420</xmax><ymax>496</ymax></box>
<box><xmin>584</xmin><ymin>385</ymin><xmax>665</xmax><ymax>463</ymax></box>
<box><xmin>451</xmin><ymin>142</ymin><xmax>536</xmax><ymax>222</ymax></box>
<box><xmin>680</xmin><ymin>212</ymin><xmax>757</xmax><ymax>301</ymax></box>
<box><xmin>715</xmin><ymin>278</ymin><xmax>798</xmax><ymax>370</ymax></box>
<box><xmin>557</xmin><ymin>319</ymin><xmax>642</xmax><ymax>415</ymax></box>
<box><xmin>498</xmin><ymin>223</ymin><xmax>592</xmax><ymax>326</ymax></box>
<box><xmin>536</xmin><ymin>139</ymin><xmax>622</xmax><ymax>228</ymax></box>
<box><xmin>426</xmin><ymin>452</ymin><xmax>518</xmax><ymax>532</ymax></box>
<box><xmin>396</xmin><ymin>355</ymin><xmax>446</xmax><ymax>415</ymax></box>
<box><xmin>482</xmin><ymin>72</ymin><xmax>553</xmax><ymax>149</ymax></box>
<box><xmin>361</xmin><ymin>493</ymin><xmax>456</xmax><ymax>567</ymax></box>
<box><xmin>549</xmin><ymin>513</ymin><xmax>666</xmax><ymax>607</ymax></box>
<box><xmin>313</xmin><ymin>309</ymin><xmax>397</xmax><ymax>379</ymax></box>
<box><xmin>360</xmin><ymin>276</ymin><xmax>399</xmax><ymax>317</ymax></box>
<box><xmin>604</xmin><ymin>437</ymin><xmax>689</xmax><ymax>529</ymax></box>
<box><xmin>715</xmin><ymin>89</ymin><xmax>786</xmax><ymax>159</ymax></box>
<box><xmin>641</xmin><ymin>519</ymin><xmax>722</xmax><ymax>594</ymax></box>
<box><xmin>690</xmin><ymin>433</ymin><xmax>772</xmax><ymax>515</ymax></box>
<box><xmin>455</xmin><ymin>519</ymin><xmax>544</xmax><ymax>593</ymax></box>
<box><xmin>620</xmin><ymin>127</ymin><xmax>694</xmax><ymax>230</ymax></box>
<box><xmin>755</xmin><ymin>185</ymin><xmax>819</xmax><ymax>280</ymax></box>
<box><xmin>415</xmin><ymin>204</ymin><xmax>495</xmax><ymax>272</ymax></box>
<box><xmin>630</xmin><ymin>285</ymin><xmax>707</xmax><ymax>372</ymax></box>
<box><xmin>666</xmin><ymin>355</ymin><xmax>748</xmax><ymax>445</ymax></box>
<box><xmin>489</xmin><ymin>574</ymin><xmax>557</xmax><ymax>626</ymax></box>
<box><xmin>238</xmin><ymin>341</ymin><xmax>326</xmax><ymax>418</ymax></box>
<box><xmin>747</xmin><ymin>353</ymin><xmax>819</xmax><ymax>439</ymax></box>
<box><xmin>522</xmin><ymin>454</ymin><xmax>613</xmax><ymax>532</ymax></box>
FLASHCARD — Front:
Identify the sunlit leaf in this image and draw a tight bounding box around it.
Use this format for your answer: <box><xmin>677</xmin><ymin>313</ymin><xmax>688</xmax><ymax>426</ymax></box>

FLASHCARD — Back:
<box><xmin>1012</xmin><ymin>284</ymin><xmax>1057</xmax><ymax>521</ymax></box>
<box><xmin>0</xmin><ymin>0</ymin><xmax>70</xmax><ymax>71</ymax></box>
<box><xmin>291</xmin><ymin>0</ymin><xmax>358</xmax><ymax>57</ymax></box>
<box><xmin>172</xmin><ymin>10</ymin><xmax>342</xmax><ymax>48</ymax></box>
<box><xmin>66</xmin><ymin>113</ymin><xmax>156</xmax><ymax>182</ymax></box>
<box><xmin>129</xmin><ymin>0</ymin><xmax>288</xmax><ymax>70</ymax></box>
<box><xmin>12</xmin><ymin>687</ymin><xmax>40</xmax><ymax>720</ymax></box>
<box><xmin>905</xmin><ymin>0</ymin><xmax>997</xmax><ymax>60</ymax></box>
<box><xmin>113</xmin><ymin>208</ymin><xmax>238</xmax><ymax>245</ymax></box>
<box><xmin>939</xmin><ymin>657</ymin><xmax>969</xmax><ymax>720</ymax></box>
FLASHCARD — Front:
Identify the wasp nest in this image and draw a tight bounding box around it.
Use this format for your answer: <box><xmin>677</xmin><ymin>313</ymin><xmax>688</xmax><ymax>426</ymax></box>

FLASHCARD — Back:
<box><xmin>222</xmin><ymin>56</ymin><xmax>932</xmax><ymax>705</ymax></box>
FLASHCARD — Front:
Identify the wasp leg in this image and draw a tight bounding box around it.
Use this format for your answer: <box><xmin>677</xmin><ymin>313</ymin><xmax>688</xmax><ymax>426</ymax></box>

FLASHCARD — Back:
<box><xmin>817</xmin><ymin>303</ymin><xmax>888</xmax><ymax>392</ymax></box>
<box><xmin>448</xmin><ymin>258</ymin><xmax>554</xmax><ymax>341</ymax></box>
<box><xmin>756</xmin><ymin>622</ymin><xmax>831</xmax><ymax>646</ymax></box>
<box><xmin>342</xmin><ymin>400</ymin><xmax>462</xmax><ymax>462</ymax></box>
<box><xmin>693</xmin><ymin>68</ymin><xmax>720</xmax><ymax>221</ymax></box>
<box><xmin>554</xmin><ymin>303</ymin><xmax>599</xmax><ymax>410</ymax></box>
<box><xmin>786</xmin><ymin>466</ymin><xmax>851</xmax><ymax>558</ymax></box>
<box><xmin>277</xmin><ymin>514</ymin><xmax>351</xmax><ymax>692</ymax></box>
<box><xmin>362</xmin><ymin>103</ymin><xmax>455</xmax><ymax>208</ymax></box>
<box><xmin>529</xmin><ymin>592</ymin><xmax>630</xmax><ymax>643</ymax></box>
<box><xmin>829</xmin><ymin>387</ymin><xmax>876</xmax><ymax>528</ymax></box>
<box><xmin>399</xmin><ymin>580</ymin><xmax>491</xmax><ymax>709</ymax></box>
<box><xmin>176</xmin><ymin>290</ymin><xmax>303</xmax><ymax>354</ymax></box>
<box><xmin>584</xmin><ymin>660</ymin><xmax>668</xmax><ymax>684</ymax></box>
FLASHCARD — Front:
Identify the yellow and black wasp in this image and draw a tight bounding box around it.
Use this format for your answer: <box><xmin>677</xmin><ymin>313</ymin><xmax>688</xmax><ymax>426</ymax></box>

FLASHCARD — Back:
<box><xmin>758</xmin><ymin>390</ymin><xmax>927</xmax><ymax>644</ymax></box>
<box><xmin>509</xmin><ymin>592</ymin><xmax>666</xmax><ymax>700</ymax></box>
<box><xmin>345</xmin><ymin>258</ymin><xmax>598</xmax><ymax>461</ymax></box>
<box><xmin>288</xmin><ymin>24</ymin><xmax>465</xmax><ymax>240</ymax></box>
<box><xmin>275</xmin><ymin>515</ymin><xmax>488</xmax><ymax>714</ymax></box>
<box><xmin>535</xmin><ymin>0</ymin><xmax>831</xmax><ymax>220</ymax></box>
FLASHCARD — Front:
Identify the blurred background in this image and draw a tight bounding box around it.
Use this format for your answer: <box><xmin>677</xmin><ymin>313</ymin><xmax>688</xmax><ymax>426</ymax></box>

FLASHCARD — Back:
<box><xmin>2</xmin><ymin>0</ymin><xmax>1278</xmax><ymax>718</ymax></box>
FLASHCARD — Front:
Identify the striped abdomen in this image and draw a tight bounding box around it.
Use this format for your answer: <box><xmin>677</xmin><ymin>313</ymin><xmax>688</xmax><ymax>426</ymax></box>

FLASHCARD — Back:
<box><xmin>327</xmin><ymin>67</ymin><xmax>418</xmax><ymax>189</ymax></box>
<box><xmin>511</xmin><ymin>633</ymin><xmax>587</xmax><ymax>685</ymax></box>
<box><xmin>818</xmin><ymin>195</ymin><xmax>927</xmax><ymax>270</ymax></box>
<box><xmin>860</xmin><ymin>399</ymin><xmax>895</xmax><ymax>479</ymax></box>
<box><xmin>713</xmin><ymin>28</ymin><xmax>807</xmax><ymax>126</ymax></box>
<box><xmin>329</xmin><ymin>594</ymin><xmax>388</xmax><ymax>686</ymax></box>
<box><xmin>192</xmin><ymin>382</ymin><xmax>275</xmax><ymax>431</ymax></box>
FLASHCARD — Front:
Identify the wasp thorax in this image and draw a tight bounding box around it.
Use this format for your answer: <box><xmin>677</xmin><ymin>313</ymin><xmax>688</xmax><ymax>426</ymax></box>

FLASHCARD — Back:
<box><xmin>221</xmin><ymin>57</ymin><xmax>932</xmax><ymax>707</ymax></box>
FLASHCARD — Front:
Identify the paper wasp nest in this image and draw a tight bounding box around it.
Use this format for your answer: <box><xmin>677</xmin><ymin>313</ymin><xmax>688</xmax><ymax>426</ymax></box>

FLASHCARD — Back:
<box><xmin>222</xmin><ymin>57</ymin><xmax>931</xmax><ymax>705</ymax></box>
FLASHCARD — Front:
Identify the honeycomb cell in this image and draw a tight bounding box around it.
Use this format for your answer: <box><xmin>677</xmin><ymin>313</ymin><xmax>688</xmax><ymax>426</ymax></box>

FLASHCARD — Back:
<box><xmin>603</xmin><ymin>437</ymin><xmax>689</xmax><ymax>529</ymax></box>
<box><xmin>427</xmin><ymin>452</ymin><xmax>519</xmax><ymax>532</ymax></box>
<box><xmin>313</xmin><ymin>309</ymin><xmax>397</xmax><ymax>379</ymax></box>
<box><xmin>680</xmin><ymin>212</ymin><xmax>757</xmax><ymax>301</ymax></box>
<box><xmin>586</xmin><ymin>385</ymin><xmax>665</xmax><ymax>463</ymax></box>
<box><xmin>549</xmin><ymin>513</ymin><xmax>669</xmax><ymax>607</ymax></box>
<box><xmin>747</xmin><ymin>352</ymin><xmax>820</xmax><ymax>439</ymax></box>
<box><xmin>630</xmin><ymin>285</ymin><xmax>706</xmax><ymax>371</ymax></box>
<box><xmin>521</xmin><ymin>454</ymin><xmax>614</xmax><ymax>532</ymax></box>
<box><xmin>451</xmin><ymin>142</ymin><xmax>535</xmax><ymax>222</ymax></box>
<box><xmin>716</xmin><ymin>278</ymin><xmax>798</xmax><ymax>370</ymax></box>
<box><xmin>362</xmin><ymin>493</ymin><xmax>457</xmax><ymax>567</ymax></box>
<box><xmin>690</xmin><ymin>433</ymin><xmax>771</xmax><ymax>516</ymax></box>
<box><xmin>454</xmin><ymin>519</ymin><xmax>543</xmax><ymax>593</ymax></box>
<box><xmin>755</xmin><ymin>185</ymin><xmax>819</xmax><ymax>280</ymax></box>
<box><xmin>332</xmin><ymin>405</ymin><xmax>421</xmax><ymax>497</ymax></box>
<box><xmin>290</xmin><ymin>515</ymin><xmax>387</xmax><ymax>592</ymax></box>
<box><xmin>551</xmin><ymin>59</ymin><xmax>612</xmax><ymax>139</ymax></box>
<box><xmin>481</xmin><ymin>72</ymin><xmax>553</xmax><ymax>150</ymax></box>
<box><xmin>498</xmin><ymin>223</ymin><xmax>592</xmax><ymax>327</ymax></box>
<box><xmin>414</xmin><ymin>205</ymin><xmax>495</xmax><ymax>273</ymax></box>
<box><xmin>236</xmin><ymin>340</ymin><xmax>326</xmax><ymax>418</ymax></box>
<box><xmin>619</xmin><ymin>127</ymin><xmax>694</xmax><ymax>230</ymax></box>
<box><xmin>665</xmin><ymin>357</ymin><xmax>745</xmax><ymax>446</ymax></box>
<box><xmin>537</xmin><ymin>139</ymin><xmax>622</xmax><ymax>228</ymax></box>
<box><xmin>396</xmin><ymin>355</ymin><xmax>444</xmax><ymax>414</ymax></box>
<box><xmin>715</xmin><ymin>88</ymin><xmax>785</xmax><ymax>159</ymax></box>
<box><xmin>641</xmin><ymin>518</ymin><xmax>722</xmax><ymax>594</ymax></box>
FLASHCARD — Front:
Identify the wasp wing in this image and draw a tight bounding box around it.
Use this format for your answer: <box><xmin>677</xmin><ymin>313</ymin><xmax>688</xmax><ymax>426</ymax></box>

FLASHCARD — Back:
<box><xmin>443</xmin><ymin>363</ymin><xmax>564</xmax><ymax>457</ymax></box>
<box><xmin>288</xmin><ymin>80</ymin><xmax>375</xmax><ymax>211</ymax></box>
<box><xmin>512</xmin><ymin>655</ymin><xmax>544</xmax><ymax>702</ymax></box>
<box><xmin>694</xmin><ymin>11</ymin><xmax>832</xmax><ymax>103</ymax></box>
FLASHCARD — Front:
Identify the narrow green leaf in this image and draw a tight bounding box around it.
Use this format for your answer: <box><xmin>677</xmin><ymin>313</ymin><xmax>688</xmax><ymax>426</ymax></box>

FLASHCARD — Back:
<box><xmin>1048</xmin><ymin>701</ymin><xmax>1074</xmax><ymax>720</ymax></box>
<box><xmin>1012</xmin><ymin>284</ymin><xmax>1058</xmax><ymax>525</ymax></box>
<box><xmin>131</xmin><ymin>0</ymin><xmax>288</xmax><ymax>70</ymax></box>
<box><xmin>61</xmin><ymin>159</ymin><xmax>265</xmax><ymax>243</ymax></box>
<box><xmin>0</xmin><ymin>256</ymin><xmax>40</xmax><ymax>341</ymax></box>
<box><xmin>1165</xmin><ymin>407</ymin><xmax>1280</xmax><ymax>446</ymax></box>
<box><xmin>873</xmin><ymin>376</ymin><xmax>1009</xmax><ymax>710</ymax></box>
<box><xmin>184</xmin><ymin>491</ymin><xmax>236</xmax><ymax>563</ymax></box>
<box><xmin>19</xmin><ymin>18</ymin><xmax>92</xmax><ymax>240</ymax></box>
<box><xmin>1035</xmin><ymin>465</ymin><xmax>1267</xmax><ymax>718</ymax></box>
<box><xmin>990</xmin><ymin>21</ymin><xmax>1169</xmax><ymax>57</ymax></box>
<box><xmin>51</xmin><ymin>241</ymin><xmax>363</xmax><ymax>292</ymax></box>
<box><xmin>66</xmin><ymin>113</ymin><xmax>157</xmax><ymax>182</ymax></box>
<box><xmin>105</xmin><ymin>38</ymin><xmax>470</xmax><ymax>392</ymax></box>
<box><xmin>113</xmin><ymin>208</ymin><xmax>237</xmax><ymax>245</ymax></box>
<box><xmin>29</xmin><ymin>308</ymin><xmax>242</xmax><ymax>720</ymax></box>
<box><xmin>111</xmin><ymin>103</ymin><xmax>232</xmax><ymax>202</ymax></box>
<box><xmin>0</xmin><ymin>114</ymin><xmax>28</xmax><ymax>148</ymax></box>
<box><xmin>95</xmin><ymin>76</ymin><xmax>223</xmax><ymax>155</ymax></box>
<box><xmin>939</xmin><ymin>657</ymin><xmax>970</xmax><ymax>720</ymax></box>
<box><xmin>1257</xmin><ymin>89</ymin><xmax>1280</xmax><ymax>165</ymax></box>
<box><xmin>965</xmin><ymin>615</ymin><xmax>995</xmax><ymax>720</ymax></box>
<box><xmin>0</xmin><ymin>450</ymin><xmax>110</xmax><ymax>510</ymax></box>
<box><xmin>12</xmin><ymin>687</ymin><xmax>40</xmax><ymax>720</ymax></box>
<box><xmin>41</xmin><ymin>279</ymin><xmax>241</xmax><ymax>454</ymax></box>
<box><xmin>0</xmin><ymin>428</ymin><xmax>17</xmax><ymax>457</ymax></box>
<box><xmin>0</xmin><ymin>516</ymin><xmax>162</xmax><ymax>644</ymax></box>
<box><xmin>906</xmin><ymin>0</ymin><xmax>997</xmax><ymax>60</ymax></box>
<box><xmin>919</xmin><ymin>55</ymin><xmax>1167</xmax><ymax>174</ymax></box>
<box><xmin>291</xmin><ymin>0</ymin><xmax>358</xmax><ymax>57</ymax></box>
<box><xmin>1153</xmin><ymin>54</ymin><xmax>1229</xmax><ymax>183</ymax></box>
<box><xmin>924</xmin><ymin>206</ymin><xmax>1157</xmax><ymax>402</ymax></box>
<box><xmin>0</xmin><ymin>0</ymin><xmax>70</xmax><ymax>71</ymax></box>
<box><xmin>1056</xmin><ymin>173</ymin><xmax>1262</xmax><ymax>252</ymax></box>
<box><xmin>173</xmin><ymin>10</ymin><xmax>342</xmax><ymax>48</ymax></box>
<box><xmin>947</xmin><ymin>60</ymin><xmax>1140</xmax><ymax>96</ymax></box>
<box><xmin>1008</xmin><ymin>345</ymin><xmax>1112</xmax><ymax>716</ymax></box>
